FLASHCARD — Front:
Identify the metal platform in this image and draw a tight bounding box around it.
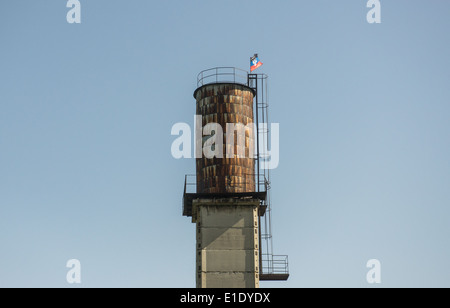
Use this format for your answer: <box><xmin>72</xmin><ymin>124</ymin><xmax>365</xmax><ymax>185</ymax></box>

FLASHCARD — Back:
<box><xmin>182</xmin><ymin>174</ymin><xmax>268</xmax><ymax>217</ymax></box>
<box><xmin>183</xmin><ymin>191</ymin><xmax>267</xmax><ymax>217</ymax></box>
<box><xmin>260</xmin><ymin>255</ymin><xmax>289</xmax><ymax>281</ymax></box>
<box><xmin>260</xmin><ymin>274</ymin><xmax>290</xmax><ymax>281</ymax></box>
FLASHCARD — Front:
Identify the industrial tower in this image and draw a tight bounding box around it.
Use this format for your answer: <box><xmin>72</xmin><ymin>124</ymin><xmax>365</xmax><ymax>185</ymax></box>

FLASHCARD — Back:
<box><xmin>183</xmin><ymin>67</ymin><xmax>288</xmax><ymax>288</ymax></box>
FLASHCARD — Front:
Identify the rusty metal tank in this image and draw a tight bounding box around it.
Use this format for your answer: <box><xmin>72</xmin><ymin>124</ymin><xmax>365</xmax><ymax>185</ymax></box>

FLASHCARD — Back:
<box><xmin>194</xmin><ymin>68</ymin><xmax>255</xmax><ymax>194</ymax></box>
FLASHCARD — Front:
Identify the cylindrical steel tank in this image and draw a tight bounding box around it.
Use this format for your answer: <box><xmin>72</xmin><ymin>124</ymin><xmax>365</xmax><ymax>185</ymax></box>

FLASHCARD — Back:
<box><xmin>194</xmin><ymin>82</ymin><xmax>255</xmax><ymax>194</ymax></box>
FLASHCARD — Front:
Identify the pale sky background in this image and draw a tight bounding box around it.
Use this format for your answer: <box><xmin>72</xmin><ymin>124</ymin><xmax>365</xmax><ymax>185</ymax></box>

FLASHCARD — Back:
<box><xmin>1</xmin><ymin>0</ymin><xmax>449</xmax><ymax>287</ymax></box>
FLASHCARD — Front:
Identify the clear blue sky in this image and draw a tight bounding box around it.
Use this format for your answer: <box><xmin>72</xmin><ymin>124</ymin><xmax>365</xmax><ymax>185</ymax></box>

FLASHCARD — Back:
<box><xmin>1</xmin><ymin>0</ymin><xmax>449</xmax><ymax>287</ymax></box>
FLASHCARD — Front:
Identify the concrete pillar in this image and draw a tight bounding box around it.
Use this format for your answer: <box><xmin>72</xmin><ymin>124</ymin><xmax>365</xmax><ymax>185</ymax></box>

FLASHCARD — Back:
<box><xmin>192</xmin><ymin>198</ymin><xmax>260</xmax><ymax>288</ymax></box>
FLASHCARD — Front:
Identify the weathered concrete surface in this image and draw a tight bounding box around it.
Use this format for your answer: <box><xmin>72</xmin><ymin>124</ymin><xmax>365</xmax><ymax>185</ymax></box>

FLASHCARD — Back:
<box><xmin>194</xmin><ymin>199</ymin><xmax>260</xmax><ymax>288</ymax></box>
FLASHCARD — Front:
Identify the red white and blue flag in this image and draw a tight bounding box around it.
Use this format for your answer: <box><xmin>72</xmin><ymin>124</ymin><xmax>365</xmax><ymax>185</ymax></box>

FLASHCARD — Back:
<box><xmin>250</xmin><ymin>54</ymin><xmax>263</xmax><ymax>72</ymax></box>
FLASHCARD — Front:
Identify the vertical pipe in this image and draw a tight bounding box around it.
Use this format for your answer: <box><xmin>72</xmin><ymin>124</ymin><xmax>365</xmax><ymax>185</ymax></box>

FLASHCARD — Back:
<box><xmin>255</xmin><ymin>76</ymin><xmax>260</xmax><ymax>192</ymax></box>
<box><xmin>258</xmin><ymin>215</ymin><xmax>263</xmax><ymax>277</ymax></box>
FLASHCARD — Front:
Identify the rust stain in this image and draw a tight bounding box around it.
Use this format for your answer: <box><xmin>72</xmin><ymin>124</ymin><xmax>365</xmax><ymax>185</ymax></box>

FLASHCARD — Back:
<box><xmin>195</xmin><ymin>83</ymin><xmax>255</xmax><ymax>193</ymax></box>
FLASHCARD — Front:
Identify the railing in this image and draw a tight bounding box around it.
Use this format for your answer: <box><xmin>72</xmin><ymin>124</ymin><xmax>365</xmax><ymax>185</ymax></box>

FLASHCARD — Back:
<box><xmin>183</xmin><ymin>174</ymin><xmax>269</xmax><ymax>194</ymax></box>
<box><xmin>261</xmin><ymin>254</ymin><xmax>289</xmax><ymax>276</ymax></box>
<box><xmin>197</xmin><ymin>67</ymin><xmax>249</xmax><ymax>88</ymax></box>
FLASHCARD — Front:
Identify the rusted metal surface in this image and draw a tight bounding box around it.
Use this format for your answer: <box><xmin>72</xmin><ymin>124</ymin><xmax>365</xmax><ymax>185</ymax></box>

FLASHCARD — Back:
<box><xmin>195</xmin><ymin>83</ymin><xmax>255</xmax><ymax>194</ymax></box>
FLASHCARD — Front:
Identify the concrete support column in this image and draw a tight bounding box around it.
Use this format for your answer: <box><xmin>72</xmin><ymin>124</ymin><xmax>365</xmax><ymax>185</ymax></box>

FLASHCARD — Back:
<box><xmin>192</xmin><ymin>198</ymin><xmax>260</xmax><ymax>288</ymax></box>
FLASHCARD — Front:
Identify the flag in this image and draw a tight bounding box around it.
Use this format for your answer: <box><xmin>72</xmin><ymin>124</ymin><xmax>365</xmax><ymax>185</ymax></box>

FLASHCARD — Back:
<box><xmin>250</xmin><ymin>54</ymin><xmax>263</xmax><ymax>72</ymax></box>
